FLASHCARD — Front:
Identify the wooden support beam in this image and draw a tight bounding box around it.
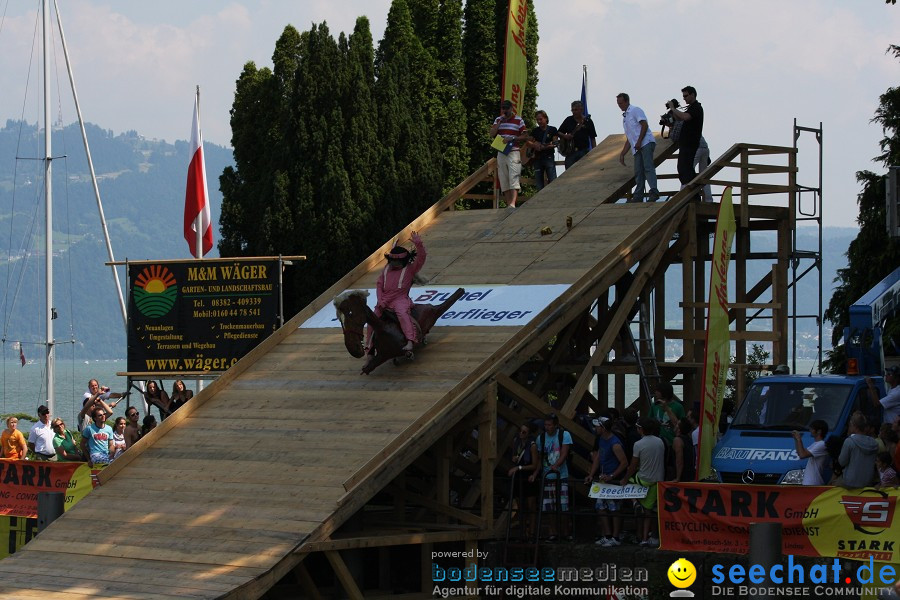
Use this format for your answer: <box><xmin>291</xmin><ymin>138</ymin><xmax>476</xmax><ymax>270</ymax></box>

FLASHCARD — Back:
<box><xmin>480</xmin><ymin>381</ymin><xmax>497</xmax><ymax>530</ymax></box>
<box><xmin>385</xmin><ymin>485</ymin><xmax>485</xmax><ymax>528</ymax></box>
<box><xmin>301</xmin><ymin>529</ymin><xmax>484</xmax><ymax>553</ymax></box>
<box><xmin>325</xmin><ymin>551</ymin><xmax>364</xmax><ymax>600</ymax></box>
<box><xmin>682</xmin><ymin>301</ymin><xmax>781</xmax><ymax>309</ymax></box>
<box><xmin>496</xmin><ymin>373</ymin><xmax>593</xmax><ymax>450</ymax></box>
<box><xmin>735</xmin><ymin>225</ymin><xmax>749</xmax><ymax>400</ymax></box>
<box><xmin>559</xmin><ymin>211</ymin><xmax>684</xmax><ymax>417</ymax></box>
<box><xmin>436</xmin><ymin>434</ymin><xmax>451</xmax><ymax>525</ymax></box>
<box><xmin>740</xmin><ymin>148</ymin><xmax>750</xmax><ymax>228</ymax></box>
<box><xmin>421</xmin><ymin>544</ymin><xmax>433</xmax><ymax>595</ymax></box>
<box><xmin>293</xmin><ymin>563</ymin><xmax>323</xmax><ymax>600</ymax></box>
<box><xmin>664</xmin><ymin>329</ymin><xmax>781</xmax><ymax>341</ymax></box>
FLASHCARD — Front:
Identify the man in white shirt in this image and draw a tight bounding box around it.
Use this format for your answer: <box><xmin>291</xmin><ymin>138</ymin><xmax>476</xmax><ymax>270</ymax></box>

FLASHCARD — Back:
<box><xmin>27</xmin><ymin>405</ymin><xmax>56</xmax><ymax>461</ymax></box>
<box><xmin>616</xmin><ymin>93</ymin><xmax>659</xmax><ymax>203</ymax></box>
<box><xmin>867</xmin><ymin>366</ymin><xmax>900</xmax><ymax>425</ymax></box>
<box><xmin>792</xmin><ymin>419</ymin><xmax>829</xmax><ymax>485</ymax></box>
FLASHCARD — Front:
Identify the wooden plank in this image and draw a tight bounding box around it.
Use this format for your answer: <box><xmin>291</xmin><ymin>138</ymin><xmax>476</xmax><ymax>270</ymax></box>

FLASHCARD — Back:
<box><xmin>99</xmin><ymin>159</ymin><xmax>501</xmax><ymax>484</ymax></box>
<box><xmin>22</xmin><ymin>536</ymin><xmax>286</xmax><ymax>569</ymax></box>
<box><xmin>5</xmin><ymin>129</ymin><xmax>804</xmax><ymax>600</ymax></box>
<box><xmin>0</xmin><ymin>562</ymin><xmax>251</xmax><ymax>595</ymax></box>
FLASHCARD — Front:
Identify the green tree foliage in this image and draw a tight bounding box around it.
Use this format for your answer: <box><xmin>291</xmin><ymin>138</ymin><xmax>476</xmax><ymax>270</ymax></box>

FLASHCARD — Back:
<box><xmin>410</xmin><ymin>0</ymin><xmax>470</xmax><ymax>193</ymax></box>
<box><xmin>219</xmin><ymin>1</ymin><xmax>542</xmax><ymax>315</ymax></box>
<box><xmin>374</xmin><ymin>0</ymin><xmax>443</xmax><ymax>233</ymax></box>
<box><xmin>463</xmin><ymin>0</ymin><xmax>499</xmax><ymax>172</ymax></box>
<box><xmin>523</xmin><ymin>0</ymin><xmax>539</xmax><ymax>127</ymax></box>
<box><xmin>823</xmin><ymin>45</ymin><xmax>900</xmax><ymax>372</ymax></box>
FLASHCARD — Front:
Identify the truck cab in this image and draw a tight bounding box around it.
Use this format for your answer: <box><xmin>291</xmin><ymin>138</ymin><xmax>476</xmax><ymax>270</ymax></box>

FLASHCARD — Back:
<box><xmin>710</xmin><ymin>375</ymin><xmax>886</xmax><ymax>484</ymax></box>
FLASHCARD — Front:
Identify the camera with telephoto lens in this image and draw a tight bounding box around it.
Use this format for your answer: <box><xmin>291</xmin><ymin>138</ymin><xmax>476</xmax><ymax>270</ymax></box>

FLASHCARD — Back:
<box><xmin>659</xmin><ymin>99</ymin><xmax>680</xmax><ymax>127</ymax></box>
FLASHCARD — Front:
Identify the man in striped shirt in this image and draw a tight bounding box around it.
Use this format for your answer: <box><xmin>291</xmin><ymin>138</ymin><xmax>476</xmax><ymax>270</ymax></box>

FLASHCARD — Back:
<box><xmin>489</xmin><ymin>99</ymin><xmax>527</xmax><ymax>209</ymax></box>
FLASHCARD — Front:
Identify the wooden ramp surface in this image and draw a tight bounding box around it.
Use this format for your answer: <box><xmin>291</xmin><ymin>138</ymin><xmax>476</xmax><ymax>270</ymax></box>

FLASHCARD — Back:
<box><xmin>0</xmin><ymin>135</ymin><xmax>679</xmax><ymax>599</ymax></box>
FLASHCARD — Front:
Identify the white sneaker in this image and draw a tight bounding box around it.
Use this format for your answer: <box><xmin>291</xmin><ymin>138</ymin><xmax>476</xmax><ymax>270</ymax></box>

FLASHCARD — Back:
<box><xmin>646</xmin><ymin>536</ymin><xmax>659</xmax><ymax>548</ymax></box>
<box><xmin>594</xmin><ymin>536</ymin><xmax>609</xmax><ymax>546</ymax></box>
<box><xmin>604</xmin><ymin>537</ymin><xmax>621</xmax><ymax>547</ymax></box>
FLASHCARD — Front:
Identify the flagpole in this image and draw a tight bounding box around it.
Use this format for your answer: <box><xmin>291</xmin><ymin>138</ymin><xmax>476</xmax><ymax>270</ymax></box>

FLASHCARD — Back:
<box><xmin>193</xmin><ymin>86</ymin><xmax>205</xmax><ymax>395</ymax></box>
<box><xmin>582</xmin><ymin>64</ymin><xmax>588</xmax><ymax>111</ymax></box>
<box><xmin>194</xmin><ymin>85</ymin><xmax>203</xmax><ymax>260</ymax></box>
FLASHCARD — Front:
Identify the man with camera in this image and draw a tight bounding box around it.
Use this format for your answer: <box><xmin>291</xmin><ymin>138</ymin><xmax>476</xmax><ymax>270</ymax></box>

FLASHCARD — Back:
<box><xmin>616</xmin><ymin>93</ymin><xmax>659</xmax><ymax>202</ymax></box>
<box><xmin>666</xmin><ymin>86</ymin><xmax>704</xmax><ymax>200</ymax></box>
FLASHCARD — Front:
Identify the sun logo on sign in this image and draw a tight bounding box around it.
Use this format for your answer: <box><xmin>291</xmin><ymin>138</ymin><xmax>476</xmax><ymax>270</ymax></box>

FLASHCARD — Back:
<box><xmin>133</xmin><ymin>265</ymin><xmax>178</xmax><ymax>318</ymax></box>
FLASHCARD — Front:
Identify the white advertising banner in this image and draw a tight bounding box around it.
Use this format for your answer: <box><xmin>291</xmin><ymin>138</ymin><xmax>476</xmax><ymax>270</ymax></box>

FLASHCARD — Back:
<box><xmin>301</xmin><ymin>285</ymin><xmax>570</xmax><ymax>329</ymax></box>
<box><xmin>588</xmin><ymin>483</ymin><xmax>649</xmax><ymax>499</ymax></box>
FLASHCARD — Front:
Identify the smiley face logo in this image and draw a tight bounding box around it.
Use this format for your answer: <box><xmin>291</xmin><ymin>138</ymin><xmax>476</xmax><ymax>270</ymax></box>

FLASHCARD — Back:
<box><xmin>667</xmin><ymin>558</ymin><xmax>697</xmax><ymax>588</ymax></box>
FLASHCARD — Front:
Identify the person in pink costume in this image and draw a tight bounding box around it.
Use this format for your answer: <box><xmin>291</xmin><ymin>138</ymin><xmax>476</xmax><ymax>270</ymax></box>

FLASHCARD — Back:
<box><xmin>365</xmin><ymin>231</ymin><xmax>426</xmax><ymax>359</ymax></box>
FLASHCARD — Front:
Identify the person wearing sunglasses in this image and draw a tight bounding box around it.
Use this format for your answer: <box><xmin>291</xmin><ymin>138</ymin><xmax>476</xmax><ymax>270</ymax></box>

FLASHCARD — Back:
<box><xmin>124</xmin><ymin>407</ymin><xmax>142</xmax><ymax>449</ymax></box>
<box><xmin>51</xmin><ymin>419</ymin><xmax>84</xmax><ymax>462</ymax></box>
<box><xmin>80</xmin><ymin>407</ymin><xmax>113</xmax><ymax>467</ymax></box>
<box><xmin>28</xmin><ymin>405</ymin><xmax>57</xmax><ymax>461</ymax></box>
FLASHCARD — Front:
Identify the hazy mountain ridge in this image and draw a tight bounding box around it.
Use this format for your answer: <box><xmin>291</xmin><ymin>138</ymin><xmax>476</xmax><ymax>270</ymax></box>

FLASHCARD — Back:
<box><xmin>0</xmin><ymin>120</ymin><xmax>233</xmax><ymax>359</ymax></box>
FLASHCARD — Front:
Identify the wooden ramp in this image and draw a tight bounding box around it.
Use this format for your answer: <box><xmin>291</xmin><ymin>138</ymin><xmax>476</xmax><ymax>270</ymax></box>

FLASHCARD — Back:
<box><xmin>0</xmin><ymin>135</ymin><xmax>690</xmax><ymax>598</ymax></box>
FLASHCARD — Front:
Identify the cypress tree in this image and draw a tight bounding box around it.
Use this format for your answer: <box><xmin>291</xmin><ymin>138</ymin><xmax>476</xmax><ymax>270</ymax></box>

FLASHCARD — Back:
<box><xmin>220</xmin><ymin>4</ymin><xmax>543</xmax><ymax>314</ymax></box>
<box><xmin>463</xmin><ymin>0</ymin><xmax>499</xmax><ymax>173</ymax></box>
<box><xmin>343</xmin><ymin>18</ymin><xmax>380</xmax><ymax>253</ymax></box>
<box><xmin>407</xmin><ymin>0</ymin><xmax>469</xmax><ymax>193</ymax></box>
<box><xmin>433</xmin><ymin>0</ymin><xmax>470</xmax><ymax>192</ymax></box>
<box><xmin>406</xmin><ymin>0</ymin><xmax>439</xmax><ymax>50</ymax></box>
<box><xmin>375</xmin><ymin>0</ymin><xmax>442</xmax><ymax>233</ymax></box>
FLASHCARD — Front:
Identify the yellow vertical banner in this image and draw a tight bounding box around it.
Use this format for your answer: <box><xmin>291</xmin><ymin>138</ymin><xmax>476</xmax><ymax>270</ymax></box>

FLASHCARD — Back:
<box><xmin>696</xmin><ymin>187</ymin><xmax>736</xmax><ymax>480</ymax></box>
<box><xmin>502</xmin><ymin>0</ymin><xmax>527</xmax><ymax>114</ymax></box>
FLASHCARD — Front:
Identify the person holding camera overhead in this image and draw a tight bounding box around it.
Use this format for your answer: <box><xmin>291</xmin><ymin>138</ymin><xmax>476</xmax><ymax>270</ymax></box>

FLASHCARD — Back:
<box><xmin>616</xmin><ymin>93</ymin><xmax>659</xmax><ymax>203</ymax></box>
<box><xmin>666</xmin><ymin>86</ymin><xmax>704</xmax><ymax>200</ymax></box>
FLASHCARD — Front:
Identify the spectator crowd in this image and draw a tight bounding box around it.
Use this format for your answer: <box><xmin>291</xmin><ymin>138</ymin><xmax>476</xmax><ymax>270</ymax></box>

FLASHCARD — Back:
<box><xmin>1</xmin><ymin>377</ymin><xmax>194</xmax><ymax>466</ymax></box>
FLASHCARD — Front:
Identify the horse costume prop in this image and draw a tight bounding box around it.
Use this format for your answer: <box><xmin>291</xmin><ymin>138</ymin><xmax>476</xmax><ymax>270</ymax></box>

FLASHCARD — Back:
<box><xmin>333</xmin><ymin>288</ymin><xmax>465</xmax><ymax>374</ymax></box>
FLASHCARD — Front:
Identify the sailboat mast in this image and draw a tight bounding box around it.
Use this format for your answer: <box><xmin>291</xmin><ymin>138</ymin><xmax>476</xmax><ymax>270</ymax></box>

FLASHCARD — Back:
<box><xmin>54</xmin><ymin>0</ymin><xmax>128</xmax><ymax>329</ymax></box>
<box><xmin>43</xmin><ymin>0</ymin><xmax>55</xmax><ymax>415</ymax></box>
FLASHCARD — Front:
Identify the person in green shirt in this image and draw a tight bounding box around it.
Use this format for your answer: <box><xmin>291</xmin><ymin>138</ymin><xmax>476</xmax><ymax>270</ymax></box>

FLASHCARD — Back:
<box><xmin>649</xmin><ymin>381</ymin><xmax>685</xmax><ymax>445</ymax></box>
<box><xmin>51</xmin><ymin>418</ymin><xmax>85</xmax><ymax>462</ymax></box>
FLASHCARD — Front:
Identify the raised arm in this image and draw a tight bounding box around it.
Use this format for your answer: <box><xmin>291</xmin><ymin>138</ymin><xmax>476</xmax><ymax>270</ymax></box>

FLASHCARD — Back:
<box><xmin>409</xmin><ymin>231</ymin><xmax>426</xmax><ymax>274</ymax></box>
<box><xmin>792</xmin><ymin>430</ymin><xmax>812</xmax><ymax>459</ymax></box>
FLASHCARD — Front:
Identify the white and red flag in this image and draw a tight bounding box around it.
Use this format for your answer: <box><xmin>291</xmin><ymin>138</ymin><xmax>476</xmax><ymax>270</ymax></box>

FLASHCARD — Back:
<box><xmin>184</xmin><ymin>89</ymin><xmax>213</xmax><ymax>257</ymax></box>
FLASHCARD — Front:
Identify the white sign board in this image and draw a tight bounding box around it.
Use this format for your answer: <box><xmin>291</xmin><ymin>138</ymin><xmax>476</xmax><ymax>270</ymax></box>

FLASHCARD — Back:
<box><xmin>588</xmin><ymin>482</ymin><xmax>649</xmax><ymax>499</ymax></box>
<box><xmin>301</xmin><ymin>285</ymin><xmax>570</xmax><ymax>329</ymax></box>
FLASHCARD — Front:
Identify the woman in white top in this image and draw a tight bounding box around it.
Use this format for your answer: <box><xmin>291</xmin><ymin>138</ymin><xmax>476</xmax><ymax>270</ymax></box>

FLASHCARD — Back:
<box><xmin>110</xmin><ymin>417</ymin><xmax>127</xmax><ymax>461</ymax></box>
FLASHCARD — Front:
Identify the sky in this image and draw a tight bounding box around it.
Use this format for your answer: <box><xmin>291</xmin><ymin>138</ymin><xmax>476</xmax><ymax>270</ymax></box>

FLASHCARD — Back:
<box><xmin>0</xmin><ymin>0</ymin><xmax>898</xmax><ymax>229</ymax></box>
